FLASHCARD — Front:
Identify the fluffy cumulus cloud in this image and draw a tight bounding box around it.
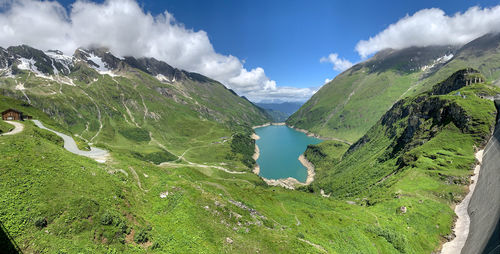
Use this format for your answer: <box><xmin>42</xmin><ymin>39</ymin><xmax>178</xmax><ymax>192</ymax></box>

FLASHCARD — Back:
<box><xmin>320</xmin><ymin>53</ymin><xmax>353</xmax><ymax>72</ymax></box>
<box><xmin>0</xmin><ymin>0</ymin><xmax>315</xmax><ymax>102</ymax></box>
<box><xmin>356</xmin><ymin>6</ymin><xmax>500</xmax><ymax>58</ymax></box>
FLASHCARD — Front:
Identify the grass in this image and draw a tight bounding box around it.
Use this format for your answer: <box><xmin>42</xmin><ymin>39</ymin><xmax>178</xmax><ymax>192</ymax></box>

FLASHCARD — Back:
<box><xmin>0</xmin><ymin>121</ymin><xmax>406</xmax><ymax>253</ymax></box>
<box><xmin>287</xmin><ymin>68</ymin><xmax>421</xmax><ymax>143</ymax></box>
<box><xmin>288</xmin><ymin>40</ymin><xmax>500</xmax><ymax>143</ymax></box>
<box><xmin>0</xmin><ymin>120</ymin><xmax>14</xmax><ymax>134</ymax></box>
<box><xmin>303</xmin><ymin>79</ymin><xmax>498</xmax><ymax>252</ymax></box>
<box><xmin>0</xmin><ymin>92</ymin><xmax>476</xmax><ymax>253</ymax></box>
<box><xmin>1</xmin><ymin>53</ymin><xmax>499</xmax><ymax>253</ymax></box>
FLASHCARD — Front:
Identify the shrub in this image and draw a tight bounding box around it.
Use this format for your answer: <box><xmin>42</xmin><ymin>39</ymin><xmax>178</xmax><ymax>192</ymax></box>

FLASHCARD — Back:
<box><xmin>367</xmin><ymin>226</ymin><xmax>408</xmax><ymax>253</ymax></box>
<box><xmin>119</xmin><ymin>127</ymin><xmax>150</xmax><ymax>142</ymax></box>
<box><xmin>34</xmin><ymin>217</ymin><xmax>47</xmax><ymax>229</ymax></box>
<box><xmin>134</xmin><ymin>228</ymin><xmax>150</xmax><ymax>243</ymax></box>
<box><xmin>100</xmin><ymin>212</ymin><xmax>114</xmax><ymax>225</ymax></box>
<box><xmin>151</xmin><ymin>242</ymin><xmax>160</xmax><ymax>250</ymax></box>
<box><xmin>132</xmin><ymin>149</ymin><xmax>177</xmax><ymax>165</ymax></box>
<box><xmin>230</xmin><ymin>132</ymin><xmax>256</xmax><ymax>168</ymax></box>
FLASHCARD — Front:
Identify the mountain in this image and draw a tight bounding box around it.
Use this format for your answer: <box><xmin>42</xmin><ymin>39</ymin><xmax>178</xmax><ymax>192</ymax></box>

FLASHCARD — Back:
<box><xmin>257</xmin><ymin>102</ymin><xmax>303</xmax><ymax>122</ymax></box>
<box><xmin>288</xmin><ymin>34</ymin><xmax>500</xmax><ymax>143</ymax></box>
<box><xmin>2</xmin><ymin>67</ymin><xmax>497</xmax><ymax>253</ymax></box>
<box><xmin>0</xmin><ymin>45</ymin><xmax>271</xmax><ymax>168</ymax></box>
<box><xmin>1</xmin><ymin>41</ymin><xmax>500</xmax><ymax>253</ymax></box>
<box><xmin>257</xmin><ymin>102</ymin><xmax>303</xmax><ymax>116</ymax></box>
<box><xmin>287</xmin><ymin>45</ymin><xmax>458</xmax><ymax>142</ymax></box>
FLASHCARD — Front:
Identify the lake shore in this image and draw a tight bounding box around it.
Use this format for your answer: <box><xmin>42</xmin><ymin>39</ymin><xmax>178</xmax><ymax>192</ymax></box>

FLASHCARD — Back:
<box><xmin>441</xmin><ymin>148</ymin><xmax>484</xmax><ymax>254</ymax></box>
<box><xmin>259</xmin><ymin>156</ymin><xmax>314</xmax><ymax>189</ymax></box>
<box><xmin>251</xmin><ymin>133</ymin><xmax>260</xmax><ymax>174</ymax></box>
<box><xmin>298</xmin><ymin>154</ymin><xmax>315</xmax><ymax>185</ymax></box>
<box><xmin>252</xmin><ymin>122</ymin><xmax>286</xmax><ymax>129</ymax></box>
<box><xmin>287</xmin><ymin>125</ymin><xmax>352</xmax><ymax>145</ymax></box>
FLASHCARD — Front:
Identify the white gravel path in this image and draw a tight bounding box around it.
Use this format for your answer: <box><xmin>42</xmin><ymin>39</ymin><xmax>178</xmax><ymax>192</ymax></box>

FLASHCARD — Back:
<box><xmin>32</xmin><ymin>120</ymin><xmax>109</xmax><ymax>163</ymax></box>
<box><xmin>0</xmin><ymin>121</ymin><xmax>24</xmax><ymax>136</ymax></box>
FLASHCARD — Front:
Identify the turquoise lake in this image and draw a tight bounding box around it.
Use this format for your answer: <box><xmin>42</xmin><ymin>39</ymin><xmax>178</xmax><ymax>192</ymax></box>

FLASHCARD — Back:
<box><xmin>254</xmin><ymin>125</ymin><xmax>322</xmax><ymax>182</ymax></box>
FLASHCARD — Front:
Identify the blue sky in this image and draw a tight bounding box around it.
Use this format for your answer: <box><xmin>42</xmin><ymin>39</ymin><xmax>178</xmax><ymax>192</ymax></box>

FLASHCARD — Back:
<box><xmin>1</xmin><ymin>0</ymin><xmax>500</xmax><ymax>102</ymax></box>
<box><xmin>137</xmin><ymin>0</ymin><xmax>499</xmax><ymax>89</ymax></box>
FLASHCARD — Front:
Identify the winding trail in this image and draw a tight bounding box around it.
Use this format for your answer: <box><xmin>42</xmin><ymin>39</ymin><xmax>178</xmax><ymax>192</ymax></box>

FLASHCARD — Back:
<box><xmin>32</xmin><ymin>120</ymin><xmax>109</xmax><ymax>163</ymax></box>
<box><xmin>441</xmin><ymin>150</ymin><xmax>483</xmax><ymax>254</ymax></box>
<box><xmin>0</xmin><ymin>121</ymin><xmax>24</xmax><ymax>136</ymax></box>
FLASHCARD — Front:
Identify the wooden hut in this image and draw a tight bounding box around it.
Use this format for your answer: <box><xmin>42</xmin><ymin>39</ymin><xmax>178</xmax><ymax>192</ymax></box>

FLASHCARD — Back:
<box><xmin>1</xmin><ymin>109</ymin><xmax>24</xmax><ymax>121</ymax></box>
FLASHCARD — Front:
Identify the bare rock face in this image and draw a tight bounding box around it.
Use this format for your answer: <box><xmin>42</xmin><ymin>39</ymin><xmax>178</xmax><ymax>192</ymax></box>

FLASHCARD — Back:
<box><xmin>430</xmin><ymin>68</ymin><xmax>484</xmax><ymax>96</ymax></box>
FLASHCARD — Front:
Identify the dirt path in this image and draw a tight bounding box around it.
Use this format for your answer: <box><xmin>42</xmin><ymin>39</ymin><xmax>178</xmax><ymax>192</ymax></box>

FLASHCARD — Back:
<box><xmin>129</xmin><ymin>166</ymin><xmax>148</xmax><ymax>192</ymax></box>
<box><xmin>441</xmin><ymin>149</ymin><xmax>484</xmax><ymax>254</ymax></box>
<box><xmin>32</xmin><ymin>120</ymin><xmax>109</xmax><ymax>163</ymax></box>
<box><xmin>0</xmin><ymin>121</ymin><xmax>24</xmax><ymax>136</ymax></box>
<box><xmin>298</xmin><ymin>238</ymin><xmax>327</xmax><ymax>253</ymax></box>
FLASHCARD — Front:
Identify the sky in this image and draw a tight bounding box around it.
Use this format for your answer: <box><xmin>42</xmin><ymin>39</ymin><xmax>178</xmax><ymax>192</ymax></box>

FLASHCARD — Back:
<box><xmin>1</xmin><ymin>0</ymin><xmax>500</xmax><ymax>103</ymax></box>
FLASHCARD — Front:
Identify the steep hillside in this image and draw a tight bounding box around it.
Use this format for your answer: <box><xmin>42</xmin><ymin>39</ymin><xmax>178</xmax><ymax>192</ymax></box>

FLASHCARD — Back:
<box><xmin>2</xmin><ymin>70</ymin><xmax>497</xmax><ymax>253</ymax></box>
<box><xmin>0</xmin><ymin>45</ymin><xmax>271</xmax><ymax>169</ymax></box>
<box><xmin>303</xmin><ymin>69</ymin><xmax>499</xmax><ymax>251</ymax></box>
<box><xmin>289</xmin><ymin>34</ymin><xmax>500</xmax><ymax>144</ymax></box>
<box><xmin>287</xmin><ymin>45</ymin><xmax>458</xmax><ymax>142</ymax></box>
<box><xmin>0</xmin><ymin>96</ymin><xmax>444</xmax><ymax>253</ymax></box>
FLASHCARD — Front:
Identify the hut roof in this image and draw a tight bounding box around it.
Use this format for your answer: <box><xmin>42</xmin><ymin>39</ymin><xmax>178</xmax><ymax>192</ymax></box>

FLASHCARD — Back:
<box><xmin>1</xmin><ymin>108</ymin><xmax>23</xmax><ymax>115</ymax></box>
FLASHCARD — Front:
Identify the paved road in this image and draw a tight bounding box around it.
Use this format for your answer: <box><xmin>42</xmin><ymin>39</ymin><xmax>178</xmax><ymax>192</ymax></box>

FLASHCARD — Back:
<box><xmin>0</xmin><ymin>121</ymin><xmax>24</xmax><ymax>136</ymax></box>
<box><xmin>462</xmin><ymin>100</ymin><xmax>500</xmax><ymax>254</ymax></box>
<box><xmin>32</xmin><ymin>120</ymin><xmax>109</xmax><ymax>163</ymax></box>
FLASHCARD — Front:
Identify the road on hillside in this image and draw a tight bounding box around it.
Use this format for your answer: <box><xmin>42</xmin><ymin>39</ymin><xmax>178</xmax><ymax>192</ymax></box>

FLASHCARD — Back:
<box><xmin>0</xmin><ymin>121</ymin><xmax>24</xmax><ymax>136</ymax></box>
<box><xmin>32</xmin><ymin>120</ymin><xmax>109</xmax><ymax>163</ymax></box>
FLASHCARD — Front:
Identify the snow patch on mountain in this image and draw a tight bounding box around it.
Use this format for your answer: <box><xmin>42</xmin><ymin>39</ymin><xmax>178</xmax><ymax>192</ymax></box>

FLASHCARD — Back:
<box><xmin>87</xmin><ymin>53</ymin><xmax>117</xmax><ymax>77</ymax></box>
<box><xmin>14</xmin><ymin>81</ymin><xmax>25</xmax><ymax>90</ymax></box>
<box><xmin>45</xmin><ymin>50</ymin><xmax>73</xmax><ymax>73</ymax></box>
<box><xmin>17</xmin><ymin>58</ymin><xmax>43</xmax><ymax>75</ymax></box>
<box><xmin>155</xmin><ymin>74</ymin><xmax>171</xmax><ymax>82</ymax></box>
<box><xmin>421</xmin><ymin>54</ymin><xmax>454</xmax><ymax>72</ymax></box>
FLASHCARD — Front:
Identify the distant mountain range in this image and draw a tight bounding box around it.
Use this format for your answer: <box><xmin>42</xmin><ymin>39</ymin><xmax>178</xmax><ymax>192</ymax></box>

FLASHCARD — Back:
<box><xmin>256</xmin><ymin>102</ymin><xmax>303</xmax><ymax>122</ymax></box>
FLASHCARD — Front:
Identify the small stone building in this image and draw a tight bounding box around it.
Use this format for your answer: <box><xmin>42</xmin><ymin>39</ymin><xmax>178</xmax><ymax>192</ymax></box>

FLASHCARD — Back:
<box><xmin>1</xmin><ymin>109</ymin><xmax>24</xmax><ymax>121</ymax></box>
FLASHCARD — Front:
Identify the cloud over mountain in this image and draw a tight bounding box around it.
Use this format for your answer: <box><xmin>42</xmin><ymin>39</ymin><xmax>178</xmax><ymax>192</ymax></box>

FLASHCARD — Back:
<box><xmin>320</xmin><ymin>53</ymin><xmax>353</xmax><ymax>72</ymax></box>
<box><xmin>0</xmin><ymin>0</ymin><xmax>315</xmax><ymax>102</ymax></box>
<box><xmin>356</xmin><ymin>6</ymin><xmax>500</xmax><ymax>58</ymax></box>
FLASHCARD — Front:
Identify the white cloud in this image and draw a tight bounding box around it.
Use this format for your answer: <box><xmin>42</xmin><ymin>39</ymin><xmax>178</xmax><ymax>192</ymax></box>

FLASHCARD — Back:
<box><xmin>0</xmin><ymin>0</ymin><xmax>313</xmax><ymax>102</ymax></box>
<box><xmin>320</xmin><ymin>53</ymin><xmax>353</xmax><ymax>72</ymax></box>
<box><xmin>324</xmin><ymin>78</ymin><xmax>332</xmax><ymax>84</ymax></box>
<box><xmin>356</xmin><ymin>6</ymin><xmax>500</xmax><ymax>58</ymax></box>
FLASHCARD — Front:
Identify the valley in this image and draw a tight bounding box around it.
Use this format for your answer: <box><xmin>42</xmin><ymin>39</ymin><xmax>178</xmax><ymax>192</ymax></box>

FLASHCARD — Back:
<box><xmin>1</xmin><ymin>30</ymin><xmax>500</xmax><ymax>254</ymax></box>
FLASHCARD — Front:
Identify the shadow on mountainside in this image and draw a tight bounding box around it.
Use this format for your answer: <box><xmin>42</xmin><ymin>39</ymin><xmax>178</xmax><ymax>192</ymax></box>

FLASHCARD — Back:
<box><xmin>0</xmin><ymin>221</ymin><xmax>21</xmax><ymax>254</ymax></box>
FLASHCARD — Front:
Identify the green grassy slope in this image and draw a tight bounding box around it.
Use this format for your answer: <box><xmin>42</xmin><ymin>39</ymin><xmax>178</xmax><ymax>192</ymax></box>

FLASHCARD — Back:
<box><xmin>0</xmin><ymin>120</ymin><xmax>13</xmax><ymax>134</ymax></box>
<box><xmin>289</xmin><ymin>34</ymin><xmax>500</xmax><ymax>143</ymax></box>
<box><xmin>287</xmin><ymin>46</ymin><xmax>457</xmax><ymax>142</ymax></box>
<box><xmin>0</xmin><ymin>102</ymin><xmax>426</xmax><ymax>253</ymax></box>
<box><xmin>2</xmin><ymin>75</ymin><xmax>494</xmax><ymax>253</ymax></box>
<box><xmin>303</xmin><ymin>70</ymin><xmax>499</xmax><ymax>252</ymax></box>
<box><xmin>0</xmin><ymin>52</ymin><xmax>271</xmax><ymax>169</ymax></box>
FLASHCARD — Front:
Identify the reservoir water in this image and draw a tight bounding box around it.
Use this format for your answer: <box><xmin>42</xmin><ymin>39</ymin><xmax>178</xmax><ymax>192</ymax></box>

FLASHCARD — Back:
<box><xmin>254</xmin><ymin>125</ymin><xmax>322</xmax><ymax>182</ymax></box>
